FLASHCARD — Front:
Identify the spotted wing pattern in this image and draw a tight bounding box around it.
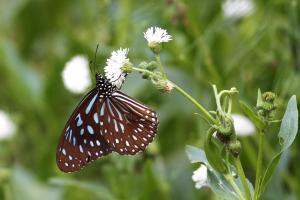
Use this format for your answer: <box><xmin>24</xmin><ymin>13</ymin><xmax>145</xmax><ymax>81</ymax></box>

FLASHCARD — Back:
<box><xmin>100</xmin><ymin>91</ymin><xmax>158</xmax><ymax>155</ymax></box>
<box><xmin>57</xmin><ymin>76</ymin><xmax>159</xmax><ymax>173</ymax></box>
<box><xmin>56</xmin><ymin>89</ymin><xmax>112</xmax><ymax>172</ymax></box>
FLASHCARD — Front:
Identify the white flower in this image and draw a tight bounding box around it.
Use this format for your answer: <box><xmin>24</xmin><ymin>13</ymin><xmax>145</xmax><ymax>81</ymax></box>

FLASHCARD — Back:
<box><xmin>192</xmin><ymin>164</ymin><xmax>208</xmax><ymax>189</ymax></box>
<box><xmin>222</xmin><ymin>0</ymin><xmax>255</xmax><ymax>18</ymax></box>
<box><xmin>104</xmin><ymin>48</ymin><xmax>129</xmax><ymax>88</ymax></box>
<box><xmin>0</xmin><ymin>111</ymin><xmax>16</xmax><ymax>140</ymax></box>
<box><xmin>144</xmin><ymin>27</ymin><xmax>172</xmax><ymax>45</ymax></box>
<box><xmin>232</xmin><ymin>114</ymin><xmax>255</xmax><ymax>136</ymax></box>
<box><xmin>62</xmin><ymin>55</ymin><xmax>92</xmax><ymax>94</ymax></box>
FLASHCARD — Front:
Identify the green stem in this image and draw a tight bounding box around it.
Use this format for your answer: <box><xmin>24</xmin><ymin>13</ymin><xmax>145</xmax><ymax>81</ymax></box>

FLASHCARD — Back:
<box><xmin>171</xmin><ymin>82</ymin><xmax>218</xmax><ymax>124</ymax></box>
<box><xmin>227</xmin><ymin>98</ymin><xmax>232</xmax><ymax>114</ymax></box>
<box><xmin>224</xmin><ymin>174</ymin><xmax>246</xmax><ymax>200</ymax></box>
<box><xmin>213</xmin><ymin>85</ymin><xmax>222</xmax><ymax>112</ymax></box>
<box><xmin>155</xmin><ymin>54</ymin><xmax>167</xmax><ymax>79</ymax></box>
<box><xmin>235</xmin><ymin>158</ymin><xmax>252</xmax><ymax>200</ymax></box>
<box><xmin>254</xmin><ymin>131</ymin><xmax>264</xmax><ymax>200</ymax></box>
<box><xmin>132</xmin><ymin>67</ymin><xmax>159</xmax><ymax>78</ymax></box>
<box><xmin>132</xmin><ymin>67</ymin><xmax>217</xmax><ymax>124</ymax></box>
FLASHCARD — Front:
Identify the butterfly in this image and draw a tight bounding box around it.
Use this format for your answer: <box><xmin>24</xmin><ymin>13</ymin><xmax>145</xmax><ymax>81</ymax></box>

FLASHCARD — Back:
<box><xmin>56</xmin><ymin>73</ymin><xmax>159</xmax><ymax>172</ymax></box>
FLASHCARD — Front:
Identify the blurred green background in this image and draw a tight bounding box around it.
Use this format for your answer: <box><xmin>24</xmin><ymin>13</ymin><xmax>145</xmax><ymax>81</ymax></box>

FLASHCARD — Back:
<box><xmin>0</xmin><ymin>0</ymin><xmax>300</xmax><ymax>199</ymax></box>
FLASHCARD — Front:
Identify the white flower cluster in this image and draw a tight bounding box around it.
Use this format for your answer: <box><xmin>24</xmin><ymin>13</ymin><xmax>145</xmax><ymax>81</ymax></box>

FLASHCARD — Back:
<box><xmin>232</xmin><ymin>114</ymin><xmax>255</xmax><ymax>136</ymax></box>
<box><xmin>104</xmin><ymin>48</ymin><xmax>130</xmax><ymax>88</ymax></box>
<box><xmin>62</xmin><ymin>26</ymin><xmax>172</xmax><ymax>89</ymax></box>
<box><xmin>0</xmin><ymin>111</ymin><xmax>16</xmax><ymax>140</ymax></box>
<box><xmin>144</xmin><ymin>27</ymin><xmax>172</xmax><ymax>45</ymax></box>
<box><xmin>192</xmin><ymin>164</ymin><xmax>208</xmax><ymax>189</ymax></box>
<box><xmin>62</xmin><ymin>55</ymin><xmax>92</xmax><ymax>94</ymax></box>
<box><xmin>222</xmin><ymin>0</ymin><xmax>255</xmax><ymax>18</ymax></box>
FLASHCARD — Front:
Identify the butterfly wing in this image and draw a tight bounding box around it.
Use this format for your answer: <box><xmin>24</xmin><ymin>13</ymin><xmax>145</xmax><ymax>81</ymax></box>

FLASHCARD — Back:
<box><xmin>56</xmin><ymin>89</ymin><xmax>112</xmax><ymax>173</ymax></box>
<box><xmin>100</xmin><ymin>91</ymin><xmax>158</xmax><ymax>155</ymax></box>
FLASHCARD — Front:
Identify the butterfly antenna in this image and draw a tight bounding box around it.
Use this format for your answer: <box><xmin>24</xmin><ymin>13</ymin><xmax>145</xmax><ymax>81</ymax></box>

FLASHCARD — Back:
<box><xmin>93</xmin><ymin>44</ymin><xmax>99</xmax><ymax>73</ymax></box>
<box><xmin>89</xmin><ymin>44</ymin><xmax>100</xmax><ymax>75</ymax></box>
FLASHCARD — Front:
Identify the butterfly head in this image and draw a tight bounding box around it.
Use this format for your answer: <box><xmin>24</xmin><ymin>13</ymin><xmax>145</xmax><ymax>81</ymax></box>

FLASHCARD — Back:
<box><xmin>95</xmin><ymin>73</ymin><xmax>116</xmax><ymax>97</ymax></box>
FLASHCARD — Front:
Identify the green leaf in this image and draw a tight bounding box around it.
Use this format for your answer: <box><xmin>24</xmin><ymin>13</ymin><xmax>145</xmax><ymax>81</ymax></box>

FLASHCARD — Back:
<box><xmin>259</xmin><ymin>95</ymin><xmax>298</xmax><ymax>196</ymax></box>
<box><xmin>256</xmin><ymin>88</ymin><xmax>263</xmax><ymax>107</ymax></box>
<box><xmin>207</xmin><ymin>170</ymin><xmax>239</xmax><ymax>200</ymax></box>
<box><xmin>186</xmin><ymin>145</ymin><xmax>208</xmax><ymax>164</ymax></box>
<box><xmin>239</xmin><ymin>100</ymin><xmax>266</xmax><ymax>130</ymax></box>
<box><xmin>278</xmin><ymin>96</ymin><xmax>298</xmax><ymax>150</ymax></box>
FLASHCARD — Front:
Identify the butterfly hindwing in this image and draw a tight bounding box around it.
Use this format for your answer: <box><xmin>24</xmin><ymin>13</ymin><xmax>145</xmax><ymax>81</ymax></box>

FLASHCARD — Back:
<box><xmin>56</xmin><ymin>89</ymin><xmax>112</xmax><ymax>172</ymax></box>
<box><xmin>105</xmin><ymin>91</ymin><xmax>158</xmax><ymax>155</ymax></box>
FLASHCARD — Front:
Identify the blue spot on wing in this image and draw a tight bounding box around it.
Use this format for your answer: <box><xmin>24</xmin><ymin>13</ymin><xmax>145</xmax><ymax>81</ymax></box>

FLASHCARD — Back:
<box><xmin>93</xmin><ymin>113</ymin><xmax>99</xmax><ymax>124</ymax></box>
<box><xmin>87</xmin><ymin>125</ymin><xmax>94</xmax><ymax>135</ymax></box>
<box><xmin>85</xmin><ymin>93</ymin><xmax>98</xmax><ymax>114</ymax></box>
<box><xmin>75</xmin><ymin>114</ymin><xmax>83</xmax><ymax>127</ymax></box>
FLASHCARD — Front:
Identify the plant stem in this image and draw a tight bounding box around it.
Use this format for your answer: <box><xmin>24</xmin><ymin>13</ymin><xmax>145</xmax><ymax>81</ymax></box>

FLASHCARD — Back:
<box><xmin>155</xmin><ymin>54</ymin><xmax>167</xmax><ymax>79</ymax></box>
<box><xmin>132</xmin><ymin>67</ymin><xmax>217</xmax><ymax>124</ymax></box>
<box><xmin>172</xmin><ymin>82</ymin><xmax>218</xmax><ymax>124</ymax></box>
<box><xmin>235</xmin><ymin>158</ymin><xmax>252</xmax><ymax>200</ymax></box>
<box><xmin>224</xmin><ymin>174</ymin><xmax>246</xmax><ymax>200</ymax></box>
<box><xmin>133</xmin><ymin>67</ymin><xmax>157</xmax><ymax>77</ymax></box>
<box><xmin>212</xmin><ymin>85</ymin><xmax>222</xmax><ymax>112</ymax></box>
<box><xmin>254</xmin><ymin>130</ymin><xmax>264</xmax><ymax>200</ymax></box>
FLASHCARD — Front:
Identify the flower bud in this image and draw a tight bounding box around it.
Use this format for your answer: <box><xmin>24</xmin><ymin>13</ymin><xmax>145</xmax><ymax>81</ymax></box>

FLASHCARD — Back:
<box><xmin>216</xmin><ymin>117</ymin><xmax>235</xmax><ymax>144</ymax></box>
<box><xmin>146</xmin><ymin>63</ymin><xmax>157</xmax><ymax>71</ymax></box>
<box><xmin>149</xmin><ymin>42</ymin><xmax>162</xmax><ymax>54</ymax></box>
<box><xmin>156</xmin><ymin>80</ymin><xmax>174</xmax><ymax>93</ymax></box>
<box><xmin>228</xmin><ymin>140</ymin><xmax>242</xmax><ymax>158</ymax></box>
<box><xmin>138</xmin><ymin>62</ymin><xmax>148</xmax><ymax>69</ymax></box>
<box><xmin>121</xmin><ymin>62</ymin><xmax>133</xmax><ymax>73</ymax></box>
<box><xmin>142</xmin><ymin>73</ymin><xmax>150</xmax><ymax>79</ymax></box>
<box><xmin>262</xmin><ymin>92</ymin><xmax>276</xmax><ymax>103</ymax></box>
<box><xmin>257</xmin><ymin>91</ymin><xmax>277</xmax><ymax>120</ymax></box>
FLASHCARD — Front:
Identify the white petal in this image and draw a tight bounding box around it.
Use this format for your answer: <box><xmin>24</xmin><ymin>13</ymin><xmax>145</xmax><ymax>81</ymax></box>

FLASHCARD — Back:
<box><xmin>104</xmin><ymin>48</ymin><xmax>129</xmax><ymax>88</ymax></box>
<box><xmin>222</xmin><ymin>0</ymin><xmax>255</xmax><ymax>18</ymax></box>
<box><xmin>192</xmin><ymin>165</ymin><xmax>208</xmax><ymax>189</ymax></box>
<box><xmin>232</xmin><ymin>114</ymin><xmax>255</xmax><ymax>136</ymax></box>
<box><xmin>62</xmin><ymin>55</ymin><xmax>91</xmax><ymax>94</ymax></box>
<box><xmin>0</xmin><ymin>111</ymin><xmax>16</xmax><ymax>140</ymax></box>
<box><xmin>144</xmin><ymin>27</ymin><xmax>172</xmax><ymax>44</ymax></box>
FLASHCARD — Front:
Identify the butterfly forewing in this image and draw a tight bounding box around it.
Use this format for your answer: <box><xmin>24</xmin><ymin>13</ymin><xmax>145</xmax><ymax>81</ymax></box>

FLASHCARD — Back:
<box><xmin>56</xmin><ymin>89</ymin><xmax>112</xmax><ymax>172</ymax></box>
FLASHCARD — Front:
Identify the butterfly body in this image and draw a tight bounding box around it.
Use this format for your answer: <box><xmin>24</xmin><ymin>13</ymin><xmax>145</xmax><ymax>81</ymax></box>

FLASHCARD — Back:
<box><xmin>57</xmin><ymin>73</ymin><xmax>158</xmax><ymax>172</ymax></box>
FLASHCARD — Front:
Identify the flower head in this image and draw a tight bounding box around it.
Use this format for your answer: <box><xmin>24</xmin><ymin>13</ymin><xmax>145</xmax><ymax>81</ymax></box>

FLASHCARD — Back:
<box><xmin>104</xmin><ymin>48</ymin><xmax>130</xmax><ymax>88</ymax></box>
<box><xmin>144</xmin><ymin>27</ymin><xmax>172</xmax><ymax>44</ymax></box>
<box><xmin>232</xmin><ymin>114</ymin><xmax>255</xmax><ymax>136</ymax></box>
<box><xmin>0</xmin><ymin>111</ymin><xmax>16</xmax><ymax>140</ymax></box>
<box><xmin>62</xmin><ymin>55</ymin><xmax>92</xmax><ymax>94</ymax></box>
<box><xmin>156</xmin><ymin>80</ymin><xmax>174</xmax><ymax>93</ymax></box>
<box><xmin>222</xmin><ymin>0</ymin><xmax>255</xmax><ymax>18</ymax></box>
<box><xmin>192</xmin><ymin>164</ymin><xmax>208</xmax><ymax>189</ymax></box>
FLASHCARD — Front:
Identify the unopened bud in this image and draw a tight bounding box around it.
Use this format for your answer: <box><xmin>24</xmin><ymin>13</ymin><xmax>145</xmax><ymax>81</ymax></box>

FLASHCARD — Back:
<box><xmin>228</xmin><ymin>140</ymin><xmax>242</xmax><ymax>158</ymax></box>
<box><xmin>121</xmin><ymin>62</ymin><xmax>133</xmax><ymax>73</ymax></box>
<box><xmin>262</xmin><ymin>92</ymin><xmax>276</xmax><ymax>103</ymax></box>
<box><xmin>156</xmin><ymin>80</ymin><xmax>174</xmax><ymax>93</ymax></box>
<box><xmin>142</xmin><ymin>73</ymin><xmax>150</xmax><ymax>79</ymax></box>
<box><xmin>257</xmin><ymin>91</ymin><xmax>277</xmax><ymax>120</ymax></box>
<box><xmin>149</xmin><ymin>42</ymin><xmax>162</xmax><ymax>54</ymax></box>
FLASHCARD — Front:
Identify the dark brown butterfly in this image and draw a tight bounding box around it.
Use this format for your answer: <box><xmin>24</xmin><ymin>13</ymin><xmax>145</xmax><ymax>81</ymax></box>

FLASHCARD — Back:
<box><xmin>56</xmin><ymin>73</ymin><xmax>158</xmax><ymax>172</ymax></box>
